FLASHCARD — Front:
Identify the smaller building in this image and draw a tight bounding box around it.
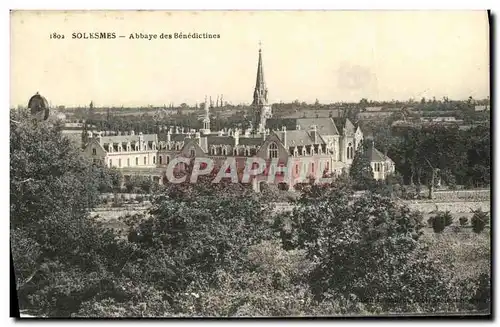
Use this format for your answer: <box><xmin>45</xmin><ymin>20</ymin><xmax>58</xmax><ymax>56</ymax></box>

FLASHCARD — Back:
<box><xmin>368</xmin><ymin>146</ymin><xmax>396</xmax><ymax>180</ymax></box>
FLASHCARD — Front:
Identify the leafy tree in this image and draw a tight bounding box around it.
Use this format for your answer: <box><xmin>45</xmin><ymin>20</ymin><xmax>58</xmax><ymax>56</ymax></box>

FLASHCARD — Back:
<box><xmin>10</xmin><ymin>109</ymin><xmax>133</xmax><ymax>316</ymax></box>
<box><xmin>277</xmin><ymin>184</ymin><xmax>461</xmax><ymax>312</ymax></box>
<box><xmin>349</xmin><ymin>141</ymin><xmax>375</xmax><ymax>191</ymax></box>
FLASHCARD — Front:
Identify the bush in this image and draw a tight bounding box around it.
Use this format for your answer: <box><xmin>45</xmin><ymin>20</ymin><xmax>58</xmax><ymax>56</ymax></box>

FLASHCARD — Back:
<box><xmin>431</xmin><ymin>213</ymin><xmax>446</xmax><ymax>233</ymax></box>
<box><xmin>459</xmin><ymin>216</ymin><xmax>468</xmax><ymax>226</ymax></box>
<box><xmin>471</xmin><ymin>210</ymin><xmax>488</xmax><ymax>234</ymax></box>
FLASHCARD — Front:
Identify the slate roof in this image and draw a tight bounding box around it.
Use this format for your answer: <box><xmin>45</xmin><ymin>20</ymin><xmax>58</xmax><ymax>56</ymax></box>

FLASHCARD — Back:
<box><xmin>368</xmin><ymin>147</ymin><xmax>393</xmax><ymax>163</ymax></box>
<box><xmin>99</xmin><ymin>134</ymin><xmax>156</xmax><ymax>145</ymax></box>
<box><xmin>274</xmin><ymin>130</ymin><xmax>325</xmax><ymax>147</ymax></box>
<box><xmin>206</xmin><ymin>136</ymin><xmax>233</xmax><ymax>146</ymax></box>
<box><xmin>238</xmin><ymin>137</ymin><xmax>265</xmax><ymax>146</ymax></box>
<box><xmin>157</xmin><ymin>133</ymin><xmax>188</xmax><ymax>142</ymax></box>
<box><xmin>296</xmin><ymin>118</ymin><xmax>339</xmax><ymax>136</ymax></box>
<box><xmin>332</xmin><ymin>118</ymin><xmax>355</xmax><ymax>135</ymax></box>
<box><xmin>267</xmin><ymin>117</ymin><xmax>340</xmax><ymax>136</ymax></box>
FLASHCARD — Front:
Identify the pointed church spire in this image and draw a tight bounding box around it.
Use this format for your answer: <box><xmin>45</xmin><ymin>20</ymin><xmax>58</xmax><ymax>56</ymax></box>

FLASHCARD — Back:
<box><xmin>253</xmin><ymin>42</ymin><xmax>268</xmax><ymax>107</ymax></box>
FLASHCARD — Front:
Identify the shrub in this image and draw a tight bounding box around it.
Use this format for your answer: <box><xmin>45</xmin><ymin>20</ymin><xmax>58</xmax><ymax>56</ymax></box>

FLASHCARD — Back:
<box><xmin>459</xmin><ymin>216</ymin><xmax>468</xmax><ymax>226</ymax></box>
<box><xmin>442</xmin><ymin>211</ymin><xmax>453</xmax><ymax>226</ymax></box>
<box><xmin>431</xmin><ymin>213</ymin><xmax>446</xmax><ymax>233</ymax></box>
<box><xmin>471</xmin><ymin>210</ymin><xmax>489</xmax><ymax>234</ymax></box>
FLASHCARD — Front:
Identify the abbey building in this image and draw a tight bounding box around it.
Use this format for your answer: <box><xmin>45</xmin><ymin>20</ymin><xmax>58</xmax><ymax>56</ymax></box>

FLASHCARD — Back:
<box><xmin>82</xmin><ymin>46</ymin><xmax>395</xmax><ymax>190</ymax></box>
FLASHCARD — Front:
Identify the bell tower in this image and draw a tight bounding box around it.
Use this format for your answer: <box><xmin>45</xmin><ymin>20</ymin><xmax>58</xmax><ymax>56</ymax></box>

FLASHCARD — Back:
<box><xmin>252</xmin><ymin>43</ymin><xmax>272</xmax><ymax>134</ymax></box>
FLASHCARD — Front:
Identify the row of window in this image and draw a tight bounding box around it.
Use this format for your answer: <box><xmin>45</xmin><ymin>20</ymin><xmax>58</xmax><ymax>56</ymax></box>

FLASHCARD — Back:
<box><xmin>104</xmin><ymin>143</ymin><xmax>157</xmax><ymax>153</ymax></box>
<box><xmin>108</xmin><ymin>155</ymin><xmax>172</xmax><ymax>168</ymax></box>
<box><xmin>373</xmin><ymin>162</ymin><xmax>390</xmax><ymax>172</ymax></box>
<box><xmin>269</xmin><ymin>142</ymin><xmax>354</xmax><ymax>160</ymax></box>
<box><xmin>209</xmin><ymin>147</ymin><xmax>257</xmax><ymax>157</ymax></box>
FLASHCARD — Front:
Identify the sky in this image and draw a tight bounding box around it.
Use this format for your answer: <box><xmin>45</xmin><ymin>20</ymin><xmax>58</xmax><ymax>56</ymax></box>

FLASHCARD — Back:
<box><xmin>10</xmin><ymin>10</ymin><xmax>490</xmax><ymax>107</ymax></box>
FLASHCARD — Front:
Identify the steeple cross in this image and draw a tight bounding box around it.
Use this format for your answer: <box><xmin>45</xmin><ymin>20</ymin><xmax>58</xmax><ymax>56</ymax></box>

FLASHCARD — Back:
<box><xmin>258</xmin><ymin>41</ymin><xmax>262</xmax><ymax>51</ymax></box>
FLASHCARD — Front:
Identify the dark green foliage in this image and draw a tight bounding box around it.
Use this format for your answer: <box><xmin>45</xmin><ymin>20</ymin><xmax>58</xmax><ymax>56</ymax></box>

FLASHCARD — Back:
<box><xmin>385</xmin><ymin>124</ymin><xmax>489</xmax><ymax>188</ymax></box>
<box><xmin>431</xmin><ymin>214</ymin><xmax>446</xmax><ymax>233</ymax></box>
<box><xmin>459</xmin><ymin>216</ymin><xmax>468</xmax><ymax>226</ymax></box>
<box><xmin>275</xmin><ymin>183</ymin><xmax>464</xmax><ymax>312</ymax></box>
<box><xmin>10</xmin><ymin>111</ymin><xmax>134</xmax><ymax>315</ymax></box>
<box><xmin>11</xmin><ymin>108</ymin><xmax>490</xmax><ymax>317</ymax></box>
<box><xmin>471</xmin><ymin>209</ymin><xmax>489</xmax><ymax>234</ymax></box>
<box><xmin>349</xmin><ymin>141</ymin><xmax>375</xmax><ymax>191</ymax></box>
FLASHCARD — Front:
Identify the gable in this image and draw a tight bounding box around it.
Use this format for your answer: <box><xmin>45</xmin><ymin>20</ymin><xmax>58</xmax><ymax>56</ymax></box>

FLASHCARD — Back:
<box><xmin>256</xmin><ymin>134</ymin><xmax>288</xmax><ymax>161</ymax></box>
<box><xmin>83</xmin><ymin>139</ymin><xmax>107</xmax><ymax>158</ymax></box>
<box><xmin>179</xmin><ymin>139</ymin><xmax>207</xmax><ymax>157</ymax></box>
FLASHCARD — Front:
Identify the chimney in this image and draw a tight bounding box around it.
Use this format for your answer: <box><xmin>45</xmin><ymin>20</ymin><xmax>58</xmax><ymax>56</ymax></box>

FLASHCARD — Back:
<box><xmin>234</xmin><ymin>129</ymin><xmax>240</xmax><ymax>146</ymax></box>
<box><xmin>282</xmin><ymin>126</ymin><xmax>287</xmax><ymax>147</ymax></box>
<box><xmin>310</xmin><ymin>125</ymin><xmax>318</xmax><ymax>144</ymax></box>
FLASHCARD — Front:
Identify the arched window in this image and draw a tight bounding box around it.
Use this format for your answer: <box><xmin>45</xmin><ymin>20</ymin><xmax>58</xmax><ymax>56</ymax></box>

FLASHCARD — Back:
<box><xmin>136</xmin><ymin>157</ymin><xmax>139</xmax><ymax>165</ymax></box>
<box><xmin>268</xmin><ymin>142</ymin><xmax>278</xmax><ymax>158</ymax></box>
<box><xmin>245</xmin><ymin>148</ymin><xmax>251</xmax><ymax>156</ymax></box>
<box><xmin>153</xmin><ymin>156</ymin><xmax>156</xmax><ymax>164</ymax></box>
<box><xmin>211</xmin><ymin>147</ymin><xmax>216</xmax><ymax>155</ymax></box>
<box><xmin>92</xmin><ymin>148</ymin><xmax>96</xmax><ymax>155</ymax></box>
<box><xmin>127</xmin><ymin>158</ymin><xmax>130</xmax><ymax>166</ymax></box>
<box><xmin>159</xmin><ymin>156</ymin><xmax>163</xmax><ymax>164</ymax></box>
<box><xmin>190</xmin><ymin>148</ymin><xmax>196</xmax><ymax>157</ymax></box>
<box><xmin>222</xmin><ymin>147</ymin><xmax>227</xmax><ymax>156</ymax></box>
<box><xmin>144</xmin><ymin>156</ymin><xmax>147</xmax><ymax>165</ymax></box>
<box><xmin>311</xmin><ymin>162</ymin><xmax>315</xmax><ymax>173</ymax></box>
<box><xmin>347</xmin><ymin>143</ymin><xmax>354</xmax><ymax>160</ymax></box>
<box><xmin>166</xmin><ymin>156</ymin><xmax>170</xmax><ymax>165</ymax></box>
